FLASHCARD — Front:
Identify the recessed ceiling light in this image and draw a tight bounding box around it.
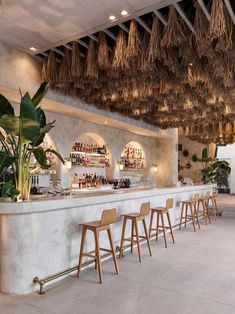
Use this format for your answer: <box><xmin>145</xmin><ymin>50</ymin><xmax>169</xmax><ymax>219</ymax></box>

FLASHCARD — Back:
<box><xmin>104</xmin><ymin>121</ymin><xmax>108</xmax><ymax>124</ymax></box>
<box><xmin>30</xmin><ymin>47</ymin><xmax>37</xmax><ymax>52</ymax></box>
<box><xmin>121</xmin><ymin>10</ymin><xmax>128</xmax><ymax>16</ymax></box>
<box><xmin>189</xmin><ymin>62</ymin><xmax>193</xmax><ymax>66</ymax></box>
<box><xmin>109</xmin><ymin>15</ymin><xmax>116</xmax><ymax>21</ymax></box>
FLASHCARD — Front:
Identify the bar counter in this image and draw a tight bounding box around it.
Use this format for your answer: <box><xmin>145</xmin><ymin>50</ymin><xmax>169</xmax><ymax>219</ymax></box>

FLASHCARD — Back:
<box><xmin>0</xmin><ymin>184</ymin><xmax>214</xmax><ymax>295</ymax></box>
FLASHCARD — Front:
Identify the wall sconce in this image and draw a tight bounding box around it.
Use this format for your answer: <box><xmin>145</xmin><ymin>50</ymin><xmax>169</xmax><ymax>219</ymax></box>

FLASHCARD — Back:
<box><xmin>119</xmin><ymin>164</ymin><xmax>124</xmax><ymax>171</ymax></box>
<box><xmin>152</xmin><ymin>164</ymin><xmax>158</xmax><ymax>173</ymax></box>
<box><xmin>117</xmin><ymin>161</ymin><xmax>124</xmax><ymax>171</ymax></box>
<box><xmin>64</xmin><ymin>158</ymin><xmax>72</xmax><ymax>170</ymax></box>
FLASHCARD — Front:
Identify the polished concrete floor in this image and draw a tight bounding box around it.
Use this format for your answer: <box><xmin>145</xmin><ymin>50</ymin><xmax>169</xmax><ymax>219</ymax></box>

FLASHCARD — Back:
<box><xmin>1</xmin><ymin>194</ymin><xmax>235</xmax><ymax>314</ymax></box>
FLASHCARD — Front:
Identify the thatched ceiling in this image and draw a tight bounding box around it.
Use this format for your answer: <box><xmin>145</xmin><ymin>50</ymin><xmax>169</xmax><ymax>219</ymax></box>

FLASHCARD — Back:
<box><xmin>37</xmin><ymin>0</ymin><xmax>235</xmax><ymax>144</ymax></box>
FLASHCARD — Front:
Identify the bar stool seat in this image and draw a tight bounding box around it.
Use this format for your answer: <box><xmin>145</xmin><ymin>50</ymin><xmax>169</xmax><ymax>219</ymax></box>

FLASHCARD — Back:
<box><xmin>149</xmin><ymin>198</ymin><xmax>175</xmax><ymax>248</ymax></box>
<box><xmin>179</xmin><ymin>193</ymin><xmax>200</xmax><ymax>232</ymax></box>
<box><xmin>77</xmin><ymin>208</ymin><xmax>119</xmax><ymax>284</ymax></box>
<box><xmin>119</xmin><ymin>202</ymin><xmax>152</xmax><ymax>262</ymax></box>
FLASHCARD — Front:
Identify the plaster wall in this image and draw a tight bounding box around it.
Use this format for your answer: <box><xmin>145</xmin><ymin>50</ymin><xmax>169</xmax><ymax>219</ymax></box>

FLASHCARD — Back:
<box><xmin>0</xmin><ymin>41</ymin><xmax>178</xmax><ymax>187</ymax></box>
<box><xmin>217</xmin><ymin>145</ymin><xmax>234</xmax><ymax>193</ymax></box>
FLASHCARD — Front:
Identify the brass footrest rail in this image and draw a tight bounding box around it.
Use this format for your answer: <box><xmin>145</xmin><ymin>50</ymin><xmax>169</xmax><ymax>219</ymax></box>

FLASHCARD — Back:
<box><xmin>33</xmin><ymin>222</ymin><xmax>183</xmax><ymax>295</ymax></box>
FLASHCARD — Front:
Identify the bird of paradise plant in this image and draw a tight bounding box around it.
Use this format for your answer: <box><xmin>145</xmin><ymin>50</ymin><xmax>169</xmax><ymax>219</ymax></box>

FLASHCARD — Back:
<box><xmin>0</xmin><ymin>82</ymin><xmax>64</xmax><ymax>201</ymax></box>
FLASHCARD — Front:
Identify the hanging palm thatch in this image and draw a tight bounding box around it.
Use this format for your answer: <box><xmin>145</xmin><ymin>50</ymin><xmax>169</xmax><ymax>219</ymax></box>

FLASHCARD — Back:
<box><xmin>209</xmin><ymin>0</ymin><xmax>227</xmax><ymax>42</ymax></box>
<box><xmin>97</xmin><ymin>32</ymin><xmax>110</xmax><ymax>71</ymax></box>
<box><xmin>46</xmin><ymin>50</ymin><xmax>58</xmax><ymax>87</ymax></box>
<box><xmin>71</xmin><ymin>41</ymin><xmax>83</xmax><ymax>79</ymax></box>
<box><xmin>161</xmin><ymin>5</ymin><xmax>187</xmax><ymax>48</ymax></box>
<box><xmin>126</xmin><ymin>19</ymin><xmax>141</xmax><ymax>69</ymax></box>
<box><xmin>41</xmin><ymin>57</ymin><xmax>47</xmax><ymax>81</ymax></box>
<box><xmin>58</xmin><ymin>48</ymin><xmax>72</xmax><ymax>83</ymax></box>
<box><xmin>147</xmin><ymin>15</ymin><xmax>162</xmax><ymax>64</ymax></box>
<box><xmin>110</xmin><ymin>29</ymin><xmax>127</xmax><ymax>76</ymax></box>
<box><xmin>84</xmin><ymin>38</ymin><xmax>98</xmax><ymax>79</ymax></box>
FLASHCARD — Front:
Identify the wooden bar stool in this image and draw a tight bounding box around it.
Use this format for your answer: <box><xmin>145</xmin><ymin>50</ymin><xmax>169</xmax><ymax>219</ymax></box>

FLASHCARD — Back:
<box><xmin>119</xmin><ymin>202</ymin><xmax>152</xmax><ymax>262</ymax></box>
<box><xmin>149</xmin><ymin>198</ymin><xmax>175</xmax><ymax>248</ymax></box>
<box><xmin>197</xmin><ymin>192</ymin><xmax>211</xmax><ymax>225</ymax></box>
<box><xmin>208</xmin><ymin>191</ymin><xmax>219</xmax><ymax>219</ymax></box>
<box><xmin>77</xmin><ymin>208</ymin><xmax>119</xmax><ymax>284</ymax></box>
<box><xmin>179</xmin><ymin>193</ymin><xmax>200</xmax><ymax>232</ymax></box>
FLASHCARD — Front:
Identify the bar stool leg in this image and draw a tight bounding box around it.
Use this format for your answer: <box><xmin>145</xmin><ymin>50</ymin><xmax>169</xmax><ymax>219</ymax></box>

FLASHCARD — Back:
<box><xmin>94</xmin><ymin>230</ymin><xmax>102</xmax><ymax>283</ymax></box>
<box><xmin>131</xmin><ymin>219</ymin><xmax>135</xmax><ymax>253</ymax></box>
<box><xmin>202</xmin><ymin>200</ymin><xmax>208</xmax><ymax>225</ymax></box>
<box><xmin>149</xmin><ymin>209</ymin><xmax>154</xmax><ymax>238</ymax></box>
<box><xmin>107</xmin><ymin>228</ymin><xmax>119</xmax><ymax>275</ymax></box>
<box><xmin>206</xmin><ymin>200</ymin><xmax>211</xmax><ymax>224</ymax></box>
<box><xmin>142</xmin><ymin>218</ymin><xmax>152</xmax><ymax>256</ymax></box>
<box><xmin>119</xmin><ymin>216</ymin><xmax>127</xmax><ymax>258</ymax></box>
<box><xmin>194</xmin><ymin>202</ymin><xmax>200</xmax><ymax>230</ymax></box>
<box><xmin>77</xmin><ymin>226</ymin><xmax>87</xmax><ymax>278</ymax></box>
<box><xmin>161</xmin><ymin>212</ymin><xmax>167</xmax><ymax>248</ymax></box>
<box><xmin>166</xmin><ymin>212</ymin><xmax>175</xmax><ymax>244</ymax></box>
<box><xmin>185</xmin><ymin>204</ymin><xmax>188</xmax><ymax>228</ymax></box>
<box><xmin>190</xmin><ymin>203</ymin><xmax>196</xmax><ymax>232</ymax></box>
<box><xmin>156</xmin><ymin>212</ymin><xmax>159</xmax><ymax>241</ymax></box>
<box><xmin>179</xmin><ymin>203</ymin><xmax>184</xmax><ymax>230</ymax></box>
<box><xmin>134</xmin><ymin>219</ymin><xmax>141</xmax><ymax>262</ymax></box>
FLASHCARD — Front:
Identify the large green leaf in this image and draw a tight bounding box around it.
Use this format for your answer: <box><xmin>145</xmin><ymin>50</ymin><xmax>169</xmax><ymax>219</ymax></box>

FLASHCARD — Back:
<box><xmin>32</xmin><ymin>121</ymin><xmax>55</xmax><ymax>147</ymax></box>
<box><xmin>201</xmin><ymin>148</ymin><xmax>208</xmax><ymax>161</ymax></box>
<box><xmin>45</xmin><ymin>148</ymin><xmax>65</xmax><ymax>164</ymax></box>
<box><xmin>0</xmin><ymin>95</ymin><xmax>14</xmax><ymax>117</ymax></box>
<box><xmin>0</xmin><ymin>151</ymin><xmax>16</xmax><ymax>176</ymax></box>
<box><xmin>36</xmin><ymin>107</ymin><xmax>46</xmax><ymax>128</ymax></box>
<box><xmin>0</xmin><ymin>115</ymin><xmax>40</xmax><ymax>141</ymax></box>
<box><xmin>33</xmin><ymin>147</ymin><xmax>50</xmax><ymax>169</ymax></box>
<box><xmin>32</xmin><ymin>82</ymin><xmax>49</xmax><ymax>107</ymax></box>
<box><xmin>20</xmin><ymin>93</ymin><xmax>37</xmax><ymax>121</ymax></box>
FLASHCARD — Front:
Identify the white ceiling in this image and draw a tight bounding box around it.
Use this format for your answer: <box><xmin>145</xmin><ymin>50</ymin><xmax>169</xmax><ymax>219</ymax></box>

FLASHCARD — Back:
<box><xmin>0</xmin><ymin>0</ymin><xmax>173</xmax><ymax>53</ymax></box>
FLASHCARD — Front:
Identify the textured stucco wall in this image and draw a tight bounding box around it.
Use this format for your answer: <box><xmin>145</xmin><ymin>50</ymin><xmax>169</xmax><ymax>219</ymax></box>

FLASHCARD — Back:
<box><xmin>0</xmin><ymin>41</ymin><xmax>178</xmax><ymax>187</ymax></box>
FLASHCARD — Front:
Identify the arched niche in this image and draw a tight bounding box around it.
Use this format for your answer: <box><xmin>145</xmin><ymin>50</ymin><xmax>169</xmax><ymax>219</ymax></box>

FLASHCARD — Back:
<box><xmin>69</xmin><ymin>132</ymin><xmax>112</xmax><ymax>179</ymax></box>
<box><xmin>119</xmin><ymin>141</ymin><xmax>147</xmax><ymax>186</ymax></box>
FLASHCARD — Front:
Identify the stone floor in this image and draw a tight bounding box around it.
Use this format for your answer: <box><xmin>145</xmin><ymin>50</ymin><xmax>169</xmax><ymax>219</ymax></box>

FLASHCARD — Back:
<box><xmin>1</xmin><ymin>194</ymin><xmax>235</xmax><ymax>314</ymax></box>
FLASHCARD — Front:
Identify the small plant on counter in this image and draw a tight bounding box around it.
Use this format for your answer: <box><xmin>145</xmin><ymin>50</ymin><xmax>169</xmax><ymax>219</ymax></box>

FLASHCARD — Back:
<box><xmin>0</xmin><ymin>82</ymin><xmax>64</xmax><ymax>201</ymax></box>
<box><xmin>0</xmin><ymin>181</ymin><xmax>19</xmax><ymax>200</ymax></box>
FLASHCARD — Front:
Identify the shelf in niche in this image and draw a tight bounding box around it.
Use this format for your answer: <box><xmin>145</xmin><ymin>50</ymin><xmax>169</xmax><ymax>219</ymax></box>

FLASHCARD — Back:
<box><xmin>71</xmin><ymin>164</ymin><xmax>108</xmax><ymax>168</ymax></box>
<box><xmin>120</xmin><ymin>168</ymin><xmax>145</xmax><ymax>172</ymax></box>
<box><xmin>71</xmin><ymin>151</ymin><xmax>107</xmax><ymax>157</ymax></box>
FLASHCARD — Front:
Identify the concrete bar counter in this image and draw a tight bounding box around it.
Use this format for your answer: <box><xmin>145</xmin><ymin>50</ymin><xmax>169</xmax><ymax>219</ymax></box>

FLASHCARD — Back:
<box><xmin>0</xmin><ymin>184</ymin><xmax>214</xmax><ymax>295</ymax></box>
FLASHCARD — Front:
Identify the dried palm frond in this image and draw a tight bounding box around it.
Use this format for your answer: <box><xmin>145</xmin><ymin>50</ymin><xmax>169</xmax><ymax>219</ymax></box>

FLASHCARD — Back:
<box><xmin>46</xmin><ymin>50</ymin><xmax>58</xmax><ymax>87</ymax></box>
<box><xmin>111</xmin><ymin>29</ymin><xmax>127</xmax><ymax>76</ymax></box>
<box><xmin>215</xmin><ymin>5</ymin><xmax>233</xmax><ymax>52</ymax></box>
<box><xmin>161</xmin><ymin>5</ymin><xmax>187</xmax><ymax>48</ymax></box>
<box><xmin>193</xmin><ymin>1</ymin><xmax>211</xmax><ymax>57</ymax></box>
<box><xmin>209</xmin><ymin>0</ymin><xmax>226</xmax><ymax>41</ymax></box>
<box><xmin>140</xmin><ymin>31</ymin><xmax>151</xmax><ymax>72</ymax></box>
<box><xmin>84</xmin><ymin>38</ymin><xmax>98</xmax><ymax>79</ymax></box>
<box><xmin>147</xmin><ymin>15</ymin><xmax>162</xmax><ymax>64</ymax></box>
<box><xmin>71</xmin><ymin>41</ymin><xmax>83</xmax><ymax>79</ymax></box>
<box><xmin>58</xmin><ymin>48</ymin><xmax>72</xmax><ymax>83</ymax></box>
<box><xmin>97</xmin><ymin>31</ymin><xmax>110</xmax><ymax>70</ymax></box>
<box><xmin>126</xmin><ymin>19</ymin><xmax>141</xmax><ymax>69</ymax></box>
<box><xmin>41</xmin><ymin>57</ymin><xmax>47</xmax><ymax>81</ymax></box>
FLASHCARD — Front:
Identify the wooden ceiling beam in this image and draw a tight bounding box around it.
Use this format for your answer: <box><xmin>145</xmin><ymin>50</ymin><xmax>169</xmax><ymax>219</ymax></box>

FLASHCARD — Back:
<box><xmin>153</xmin><ymin>10</ymin><xmax>167</xmax><ymax>26</ymax></box>
<box><xmin>224</xmin><ymin>0</ymin><xmax>235</xmax><ymax>25</ymax></box>
<box><xmin>135</xmin><ymin>17</ymin><xmax>151</xmax><ymax>33</ymax></box>
<box><xmin>173</xmin><ymin>2</ymin><xmax>195</xmax><ymax>34</ymax></box>
<box><xmin>197</xmin><ymin>0</ymin><xmax>210</xmax><ymax>21</ymax></box>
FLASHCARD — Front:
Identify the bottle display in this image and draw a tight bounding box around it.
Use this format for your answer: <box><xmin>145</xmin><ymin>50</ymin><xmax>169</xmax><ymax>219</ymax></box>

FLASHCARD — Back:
<box><xmin>120</xmin><ymin>145</ymin><xmax>145</xmax><ymax>170</ymax></box>
<box><xmin>70</xmin><ymin>173</ymin><xmax>108</xmax><ymax>191</ymax></box>
<box><xmin>70</xmin><ymin>141</ymin><xmax>110</xmax><ymax>168</ymax></box>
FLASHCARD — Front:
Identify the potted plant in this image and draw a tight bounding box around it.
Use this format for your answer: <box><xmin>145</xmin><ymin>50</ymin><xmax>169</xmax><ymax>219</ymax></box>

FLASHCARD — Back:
<box><xmin>0</xmin><ymin>82</ymin><xmax>64</xmax><ymax>201</ymax></box>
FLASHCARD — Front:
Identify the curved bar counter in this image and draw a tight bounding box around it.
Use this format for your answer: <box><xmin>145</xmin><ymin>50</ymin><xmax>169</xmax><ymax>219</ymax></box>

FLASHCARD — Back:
<box><xmin>0</xmin><ymin>184</ymin><xmax>214</xmax><ymax>295</ymax></box>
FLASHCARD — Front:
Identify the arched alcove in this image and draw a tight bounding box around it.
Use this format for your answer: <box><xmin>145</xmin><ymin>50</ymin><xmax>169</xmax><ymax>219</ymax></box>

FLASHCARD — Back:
<box><xmin>119</xmin><ymin>141</ymin><xmax>147</xmax><ymax>187</ymax></box>
<box><xmin>68</xmin><ymin>132</ymin><xmax>112</xmax><ymax>182</ymax></box>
